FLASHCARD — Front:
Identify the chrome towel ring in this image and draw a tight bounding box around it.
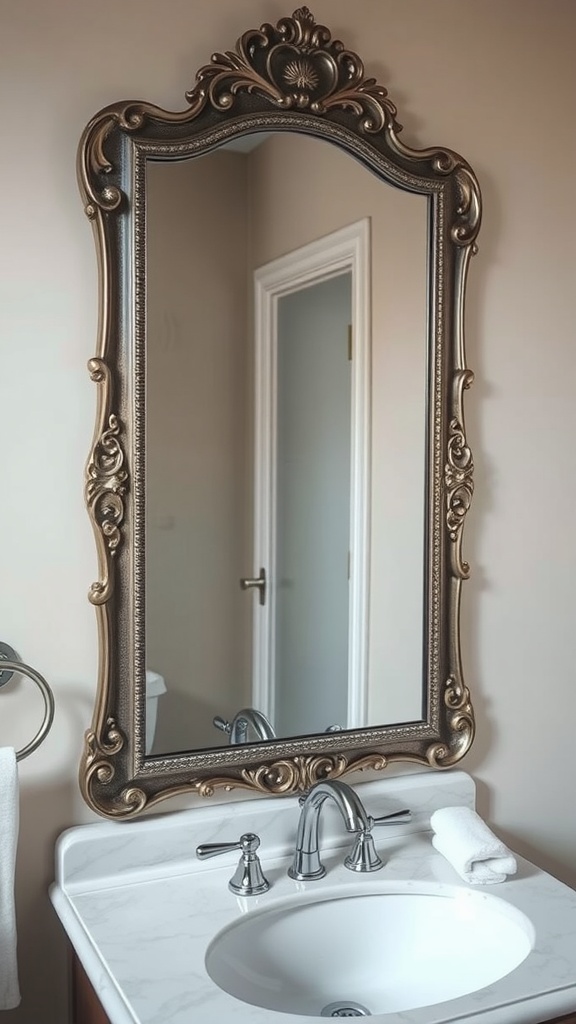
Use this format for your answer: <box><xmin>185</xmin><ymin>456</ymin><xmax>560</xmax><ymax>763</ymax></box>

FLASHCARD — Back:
<box><xmin>0</xmin><ymin>642</ymin><xmax>55</xmax><ymax>761</ymax></box>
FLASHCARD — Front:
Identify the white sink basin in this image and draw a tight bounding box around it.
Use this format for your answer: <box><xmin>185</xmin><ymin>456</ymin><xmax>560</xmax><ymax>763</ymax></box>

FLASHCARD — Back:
<box><xmin>206</xmin><ymin>883</ymin><xmax>534</xmax><ymax>1017</ymax></box>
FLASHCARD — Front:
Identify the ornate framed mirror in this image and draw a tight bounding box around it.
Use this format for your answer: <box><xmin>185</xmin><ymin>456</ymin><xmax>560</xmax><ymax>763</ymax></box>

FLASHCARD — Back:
<box><xmin>79</xmin><ymin>6</ymin><xmax>480</xmax><ymax>818</ymax></box>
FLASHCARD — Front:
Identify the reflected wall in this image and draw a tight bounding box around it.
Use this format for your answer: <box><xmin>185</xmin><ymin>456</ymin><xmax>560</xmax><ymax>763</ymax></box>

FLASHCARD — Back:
<box><xmin>146</xmin><ymin>134</ymin><xmax>428</xmax><ymax>754</ymax></box>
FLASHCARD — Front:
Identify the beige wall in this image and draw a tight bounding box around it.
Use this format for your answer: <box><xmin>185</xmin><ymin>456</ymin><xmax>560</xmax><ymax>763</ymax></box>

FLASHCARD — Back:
<box><xmin>146</xmin><ymin>155</ymin><xmax>252</xmax><ymax>751</ymax></box>
<box><xmin>0</xmin><ymin>1</ymin><xmax>575</xmax><ymax>1021</ymax></box>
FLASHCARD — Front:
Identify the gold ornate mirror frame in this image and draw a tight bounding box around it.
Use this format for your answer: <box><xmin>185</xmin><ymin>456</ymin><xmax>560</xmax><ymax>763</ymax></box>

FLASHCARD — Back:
<box><xmin>79</xmin><ymin>7</ymin><xmax>480</xmax><ymax>818</ymax></box>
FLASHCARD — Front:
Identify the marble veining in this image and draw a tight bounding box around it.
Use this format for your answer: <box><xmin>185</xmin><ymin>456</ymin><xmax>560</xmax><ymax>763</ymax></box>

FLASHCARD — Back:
<box><xmin>50</xmin><ymin>771</ymin><xmax>576</xmax><ymax>1024</ymax></box>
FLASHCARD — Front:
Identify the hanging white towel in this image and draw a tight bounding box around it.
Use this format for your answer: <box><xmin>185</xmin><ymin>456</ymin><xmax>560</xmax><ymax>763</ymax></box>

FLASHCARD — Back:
<box><xmin>430</xmin><ymin>805</ymin><xmax>517</xmax><ymax>884</ymax></box>
<box><xmin>0</xmin><ymin>747</ymin><xmax>20</xmax><ymax>1009</ymax></box>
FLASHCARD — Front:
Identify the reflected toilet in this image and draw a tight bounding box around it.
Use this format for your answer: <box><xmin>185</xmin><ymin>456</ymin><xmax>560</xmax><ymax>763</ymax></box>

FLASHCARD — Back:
<box><xmin>145</xmin><ymin>670</ymin><xmax>167</xmax><ymax>753</ymax></box>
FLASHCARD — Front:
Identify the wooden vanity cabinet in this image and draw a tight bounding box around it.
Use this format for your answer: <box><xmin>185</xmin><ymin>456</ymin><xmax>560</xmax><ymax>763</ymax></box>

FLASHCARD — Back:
<box><xmin>71</xmin><ymin>952</ymin><xmax>111</xmax><ymax>1024</ymax></box>
<box><xmin>70</xmin><ymin>949</ymin><xmax>576</xmax><ymax>1024</ymax></box>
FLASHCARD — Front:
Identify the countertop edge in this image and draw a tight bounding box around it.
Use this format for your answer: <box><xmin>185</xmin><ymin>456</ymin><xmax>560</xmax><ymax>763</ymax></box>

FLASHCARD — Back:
<box><xmin>50</xmin><ymin>885</ymin><xmax>136</xmax><ymax>1024</ymax></box>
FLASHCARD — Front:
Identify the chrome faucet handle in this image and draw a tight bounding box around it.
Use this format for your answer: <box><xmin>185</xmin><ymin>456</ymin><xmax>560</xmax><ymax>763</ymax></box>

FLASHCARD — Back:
<box><xmin>368</xmin><ymin>808</ymin><xmax>412</xmax><ymax>828</ymax></box>
<box><xmin>345</xmin><ymin>809</ymin><xmax>412</xmax><ymax>873</ymax></box>
<box><xmin>345</xmin><ymin>830</ymin><xmax>383</xmax><ymax>872</ymax></box>
<box><xmin>213</xmin><ymin>715</ymin><xmax>232</xmax><ymax>735</ymax></box>
<box><xmin>196</xmin><ymin>832</ymin><xmax>270</xmax><ymax>896</ymax></box>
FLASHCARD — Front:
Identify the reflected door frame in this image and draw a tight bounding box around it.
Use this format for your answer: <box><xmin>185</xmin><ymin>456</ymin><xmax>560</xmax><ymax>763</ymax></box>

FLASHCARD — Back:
<box><xmin>252</xmin><ymin>219</ymin><xmax>371</xmax><ymax>730</ymax></box>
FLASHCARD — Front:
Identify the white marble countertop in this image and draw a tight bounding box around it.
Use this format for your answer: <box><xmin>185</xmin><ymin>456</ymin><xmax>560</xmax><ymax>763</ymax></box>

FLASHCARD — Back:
<box><xmin>50</xmin><ymin>771</ymin><xmax>576</xmax><ymax>1024</ymax></box>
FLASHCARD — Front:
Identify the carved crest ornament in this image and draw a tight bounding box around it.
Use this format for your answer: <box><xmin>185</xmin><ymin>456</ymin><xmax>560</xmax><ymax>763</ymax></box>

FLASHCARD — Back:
<box><xmin>79</xmin><ymin>8</ymin><xmax>480</xmax><ymax>818</ymax></box>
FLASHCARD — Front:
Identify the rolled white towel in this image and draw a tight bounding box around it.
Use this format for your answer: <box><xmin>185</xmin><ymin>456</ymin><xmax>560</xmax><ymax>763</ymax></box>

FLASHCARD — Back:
<box><xmin>430</xmin><ymin>806</ymin><xmax>517</xmax><ymax>884</ymax></box>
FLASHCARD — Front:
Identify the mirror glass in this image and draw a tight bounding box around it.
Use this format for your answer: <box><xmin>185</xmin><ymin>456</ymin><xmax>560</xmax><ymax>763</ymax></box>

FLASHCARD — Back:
<box><xmin>145</xmin><ymin>132</ymin><xmax>428</xmax><ymax>754</ymax></box>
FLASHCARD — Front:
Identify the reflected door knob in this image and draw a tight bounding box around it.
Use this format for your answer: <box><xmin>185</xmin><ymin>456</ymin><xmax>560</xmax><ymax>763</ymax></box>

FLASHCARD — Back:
<box><xmin>239</xmin><ymin>567</ymin><xmax>266</xmax><ymax>605</ymax></box>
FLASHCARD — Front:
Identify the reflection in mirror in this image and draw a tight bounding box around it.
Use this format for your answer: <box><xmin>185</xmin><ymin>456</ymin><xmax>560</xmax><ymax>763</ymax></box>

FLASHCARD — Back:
<box><xmin>145</xmin><ymin>133</ymin><xmax>427</xmax><ymax>755</ymax></box>
<box><xmin>273</xmin><ymin>272</ymin><xmax>352</xmax><ymax>737</ymax></box>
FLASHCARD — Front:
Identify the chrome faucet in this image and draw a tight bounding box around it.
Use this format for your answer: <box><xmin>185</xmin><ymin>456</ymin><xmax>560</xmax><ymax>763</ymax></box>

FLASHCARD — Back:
<box><xmin>288</xmin><ymin>779</ymin><xmax>411</xmax><ymax>881</ymax></box>
<box><xmin>213</xmin><ymin>707</ymin><xmax>276</xmax><ymax>745</ymax></box>
<box><xmin>196</xmin><ymin>832</ymin><xmax>270</xmax><ymax>896</ymax></box>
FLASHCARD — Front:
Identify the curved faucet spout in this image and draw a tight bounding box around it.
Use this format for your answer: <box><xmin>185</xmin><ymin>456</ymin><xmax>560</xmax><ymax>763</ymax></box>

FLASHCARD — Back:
<box><xmin>302</xmin><ymin>780</ymin><xmax>370</xmax><ymax>833</ymax></box>
<box><xmin>213</xmin><ymin>707</ymin><xmax>276</xmax><ymax>745</ymax></box>
<box><xmin>230</xmin><ymin>708</ymin><xmax>275</xmax><ymax>744</ymax></box>
<box><xmin>288</xmin><ymin>780</ymin><xmax>370</xmax><ymax>881</ymax></box>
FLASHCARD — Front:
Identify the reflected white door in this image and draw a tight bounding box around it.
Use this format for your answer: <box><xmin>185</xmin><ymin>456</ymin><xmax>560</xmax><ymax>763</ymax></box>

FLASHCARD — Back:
<box><xmin>251</xmin><ymin>220</ymin><xmax>371</xmax><ymax>737</ymax></box>
<box><xmin>275</xmin><ymin>274</ymin><xmax>352</xmax><ymax>735</ymax></box>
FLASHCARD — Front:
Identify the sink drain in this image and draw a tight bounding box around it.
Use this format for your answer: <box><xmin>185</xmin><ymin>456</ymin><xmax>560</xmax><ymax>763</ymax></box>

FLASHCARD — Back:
<box><xmin>320</xmin><ymin>1003</ymin><xmax>371</xmax><ymax>1017</ymax></box>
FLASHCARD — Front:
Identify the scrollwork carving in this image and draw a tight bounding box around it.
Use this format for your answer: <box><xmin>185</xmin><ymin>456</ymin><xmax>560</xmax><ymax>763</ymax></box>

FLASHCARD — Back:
<box><xmin>82</xmin><ymin>719</ymin><xmax>126</xmax><ymax>814</ymax></box>
<box><xmin>452</xmin><ymin>164</ymin><xmax>482</xmax><ymax>247</ymax></box>
<box><xmin>83</xmin><ymin>723</ymin><xmax>154</xmax><ymax>819</ymax></box>
<box><xmin>238</xmin><ymin>753</ymin><xmax>388</xmax><ymax>794</ymax></box>
<box><xmin>423</xmin><ymin>678</ymin><xmax>474</xmax><ymax>768</ymax></box>
<box><xmin>79</xmin><ymin>99</ymin><xmax>209</xmax><ymax>214</ymax></box>
<box><xmin>85</xmin><ymin>360</ymin><xmax>128</xmax><ymax>605</ymax></box>
<box><xmin>86</xmin><ymin>717</ymin><xmax>124</xmax><ymax>759</ymax></box>
<box><xmin>78</xmin><ymin>8</ymin><xmax>407</xmax><ymax>217</ymax></box>
<box><xmin>445</xmin><ymin>417</ymin><xmax>474</xmax><ymax>551</ymax></box>
<box><xmin>390</xmin><ymin>145</ymin><xmax>481</xmax><ymax>247</ymax></box>
<box><xmin>438</xmin><ymin>675</ymin><xmax>475</xmax><ymax>764</ymax></box>
<box><xmin>80</xmin><ymin>750</ymin><xmax>391</xmax><ymax>818</ymax></box>
<box><xmin>186</xmin><ymin>7</ymin><xmax>400</xmax><ymax>134</ymax></box>
<box><xmin>86</xmin><ymin>415</ymin><xmax>126</xmax><ymax>554</ymax></box>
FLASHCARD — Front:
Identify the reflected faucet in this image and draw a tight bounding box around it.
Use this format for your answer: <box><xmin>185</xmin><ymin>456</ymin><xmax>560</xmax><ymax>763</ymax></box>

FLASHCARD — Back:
<box><xmin>213</xmin><ymin>707</ymin><xmax>276</xmax><ymax>745</ymax></box>
<box><xmin>288</xmin><ymin>779</ymin><xmax>411</xmax><ymax>881</ymax></box>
